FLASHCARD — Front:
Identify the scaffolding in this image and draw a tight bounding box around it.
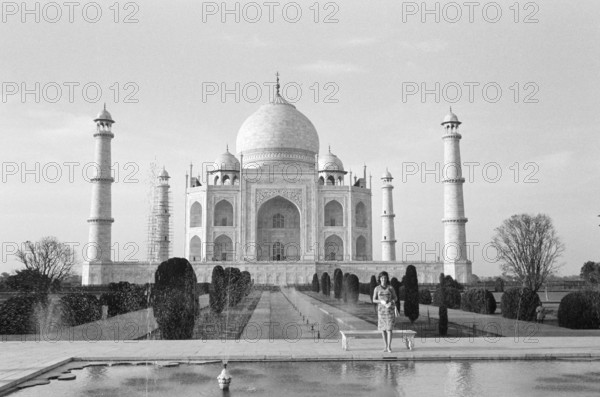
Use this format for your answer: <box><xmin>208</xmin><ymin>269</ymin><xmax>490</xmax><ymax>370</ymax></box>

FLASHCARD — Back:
<box><xmin>146</xmin><ymin>164</ymin><xmax>173</xmax><ymax>263</ymax></box>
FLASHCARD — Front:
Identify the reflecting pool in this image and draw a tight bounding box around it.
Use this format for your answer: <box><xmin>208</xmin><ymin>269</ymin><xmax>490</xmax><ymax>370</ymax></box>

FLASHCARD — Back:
<box><xmin>10</xmin><ymin>360</ymin><xmax>600</xmax><ymax>396</ymax></box>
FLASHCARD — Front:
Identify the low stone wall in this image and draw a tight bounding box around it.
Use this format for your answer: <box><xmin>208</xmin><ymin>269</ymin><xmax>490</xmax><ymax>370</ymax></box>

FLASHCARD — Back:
<box><xmin>83</xmin><ymin>260</ymin><xmax>445</xmax><ymax>285</ymax></box>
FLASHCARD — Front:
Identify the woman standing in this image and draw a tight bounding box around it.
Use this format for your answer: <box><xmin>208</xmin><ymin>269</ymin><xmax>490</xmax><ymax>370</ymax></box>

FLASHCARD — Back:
<box><xmin>373</xmin><ymin>271</ymin><xmax>398</xmax><ymax>352</ymax></box>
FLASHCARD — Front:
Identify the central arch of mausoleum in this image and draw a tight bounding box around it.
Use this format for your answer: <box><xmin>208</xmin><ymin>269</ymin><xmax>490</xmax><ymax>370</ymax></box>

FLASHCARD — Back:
<box><xmin>256</xmin><ymin>196</ymin><xmax>301</xmax><ymax>261</ymax></box>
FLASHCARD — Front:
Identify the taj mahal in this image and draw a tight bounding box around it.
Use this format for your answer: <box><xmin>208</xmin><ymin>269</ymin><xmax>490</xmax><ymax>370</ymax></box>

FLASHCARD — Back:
<box><xmin>82</xmin><ymin>76</ymin><xmax>472</xmax><ymax>286</ymax></box>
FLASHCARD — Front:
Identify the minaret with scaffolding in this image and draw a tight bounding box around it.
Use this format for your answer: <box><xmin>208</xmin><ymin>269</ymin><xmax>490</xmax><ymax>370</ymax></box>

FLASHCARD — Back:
<box><xmin>147</xmin><ymin>167</ymin><xmax>172</xmax><ymax>263</ymax></box>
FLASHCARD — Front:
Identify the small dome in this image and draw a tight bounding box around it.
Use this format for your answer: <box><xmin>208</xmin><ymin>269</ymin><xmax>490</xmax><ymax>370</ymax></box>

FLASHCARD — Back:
<box><xmin>442</xmin><ymin>108</ymin><xmax>460</xmax><ymax>124</ymax></box>
<box><xmin>159</xmin><ymin>168</ymin><xmax>170</xmax><ymax>178</ymax></box>
<box><xmin>94</xmin><ymin>105</ymin><xmax>114</xmax><ymax>122</ymax></box>
<box><xmin>382</xmin><ymin>169</ymin><xmax>393</xmax><ymax>179</ymax></box>
<box><xmin>319</xmin><ymin>149</ymin><xmax>344</xmax><ymax>172</ymax></box>
<box><xmin>214</xmin><ymin>149</ymin><xmax>240</xmax><ymax>171</ymax></box>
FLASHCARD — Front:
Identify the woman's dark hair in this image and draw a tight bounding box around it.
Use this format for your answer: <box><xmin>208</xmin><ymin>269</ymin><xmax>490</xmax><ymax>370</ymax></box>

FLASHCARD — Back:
<box><xmin>378</xmin><ymin>271</ymin><xmax>389</xmax><ymax>282</ymax></box>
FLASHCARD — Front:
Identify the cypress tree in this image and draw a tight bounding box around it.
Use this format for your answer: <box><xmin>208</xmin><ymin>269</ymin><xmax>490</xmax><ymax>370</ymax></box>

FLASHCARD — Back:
<box><xmin>333</xmin><ymin>269</ymin><xmax>343</xmax><ymax>299</ymax></box>
<box><xmin>404</xmin><ymin>265</ymin><xmax>420</xmax><ymax>323</ymax></box>
<box><xmin>438</xmin><ymin>273</ymin><xmax>448</xmax><ymax>336</ymax></box>
<box><xmin>312</xmin><ymin>273</ymin><xmax>320</xmax><ymax>293</ymax></box>
<box><xmin>210</xmin><ymin>265</ymin><xmax>225</xmax><ymax>314</ymax></box>
<box><xmin>321</xmin><ymin>272</ymin><xmax>330</xmax><ymax>296</ymax></box>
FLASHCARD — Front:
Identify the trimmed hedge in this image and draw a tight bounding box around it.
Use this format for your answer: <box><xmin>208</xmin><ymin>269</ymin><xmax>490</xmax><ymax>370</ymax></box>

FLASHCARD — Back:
<box><xmin>369</xmin><ymin>275</ymin><xmax>377</xmax><ymax>302</ymax></box>
<box><xmin>501</xmin><ymin>287</ymin><xmax>541</xmax><ymax>321</ymax></box>
<box><xmin>333</xmin><ymin>269</ymin><xmax>343</xmax><ymax>299</ymax></box>
<box><xmin>151</xmin><ymin>258</ymin><xmax>198</xmax><ymax>339</ymax></box>
<box><xmin>99</xmin><ymin>282</ymin><xmax>148</xmax><ymax>318</ymax></box>
<box><xmin>210</xmin><ymin>265</ymin><xmax>226</xmax><ymax>314</ymax></box>
<box><xmin>432</xmin><ymin>287</ymin><xmax>462</xmax><ymax>309</ymax></box>
<box><xmin>0</xmin><ymin>295</ymin><xmax>45</xmax><ymax>334</ymax></box>
<box><xmin>390</xmin><ymin>277</ymin><xmax>400</xmax><ymax>309</ymax></box>
<box><xmin>439</xmin><ymin>306</ymin><xmax>448</xmax><ymax>336</ymax></box>
<box><xmin>346</xmin><ymin>274</ymin><xmax>359</xmax><ymax>304</ymax></box>
<box><xmin>312</xmin><ymin>274</ymin><xmax>320</xmax><ymax>293</ymax></box>
<box><xmin>461</xmin><ymin>288</ymin><xmax>496</xmax><ymax>314</ymax></box>
<box><xmin>404</xmin><ymin>265</ymin><xmax>419</xmax><ymax>323</ymax></box>
<box><xmin>60</xmin><ymin>293</ymin><xmax>101</xmax><ymax>326</ymax></box>
<box><xmin>558</xmin><ymin>291</ymin><xmax>600</xmax><ymax>329</ymax></box>
<box><xmin>321</xmin><ymin>272</ymin><xmax>330</xmax><ymax>296</ymax></box>
<box><xmin>419</xmin><ymin>289</ymin><xmax>432</xmax><ymax>304</ymax></box>
<box><xmin>342</xmin><ymin>273</ymin><xmax>350</xmax><ymax>303</ymax></box>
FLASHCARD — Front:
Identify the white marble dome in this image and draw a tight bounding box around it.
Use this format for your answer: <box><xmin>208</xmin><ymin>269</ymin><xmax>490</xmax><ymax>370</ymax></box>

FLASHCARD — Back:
<box><xmin>236</xmin><ymin>95</ymin><xmax>319</xmax><ymax>158</ymax></box>
<box><xmin>214</xmin><ymin>149</ymin><xmax>240</xmax><ymax>171</ymax></box>
<box><xmin>318</xmin><ymin>150</ymin><xmax>344</xmax><ymax>172</ymax></box>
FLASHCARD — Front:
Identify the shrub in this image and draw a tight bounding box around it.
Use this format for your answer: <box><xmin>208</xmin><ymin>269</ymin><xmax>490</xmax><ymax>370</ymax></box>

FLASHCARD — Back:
<box><xmin>398</xmin><ymin>286</ymin><xmax>406</xmax><ymax>301</ymax></box>
<box><xmin>501</xmin><ymin>287</ymin><xmax>541</xmax><ymax>321</ymax></box>
<box><xmin>60</xmin><ymin>293</ymin><xmax>101</xmax><ymax>326</ymax></box>
<box><xmin>240</xmin><ymin>271</ymin><xmax>252</xmax><ymax>297</ymax></box>
<box><xmin>404</xmin><ymin>265</ymin><xmax>420</xmax><ymax>323</ymax></box>
<box><xmin>438</xmin><ymin>272</ymin><xmax>448</xmax><ymax>336</ymax></box>
<box><xmin>312</xmin><ymin>274</ymin><xmax>320</xmax><ymax>293</ymax></box>
<box><xmin>210</xmin><ymin>265</ymin><xmax>225</xmax><ymax>314</ymax></box>
<box><xmin>438</xmin><ymin>306</ymin><xmax>448</xmax><ymax>336</ymax></box>
<box><xmin>333</xmin><ymin>269</ymin><xmax>343</xmax><ymax>299</ymax></box>
<box><xmin>494</xmin><ymin>277</ymin><xmax>505</xmax><ymax>292</ymax></box>
<box><xmin>369</xmin><ymin>275</ymin><xmax>377</xmax><ymax>302</ymax></box>
<box><xmin>419</xmin><ymin>289</ymin><xmax>432</xmax><ymax>304</ymax></box>
<box><xmin>389</xmin><ymin>277</ymin><xmax>401</xmax><ymax>312</ymax></box>
<box><xmin>321</xmin><ymin>272</ymin><xmax>330</xmax><ymax>296</ymax></box>
<box><xmin>433</xmin><ymin>287</ymin><xmax>462</xmax><ymax>309</ymax></box>
<box><xmin>347</xmin><ymin>274</ymin><xmax>359</xmax><ymax>304</ymax></box>
<box><xmin>223</xmin><ymin>267</ymin><xmax>242</xmax><ymax>307</ymax></box>
<box><xmin>442</xmin><ymin>275</ymin><xmax>463</xmax><ymax>291</ymax></box>
<box><xmin>99</xmin><ymin>282</ymin><xmax>147</xmax><ymax>317</ymax></box>
<box><xmin>461</xmin><ymin>288</ymin><xmax>496</xmax><ymax>314</ymax></box>
<box><xmin>0</xmin><ymin>295</ymin><xmax>45</xmax><ymax>334</ymax></box>
<box><xmin>558</xmin><ymin>291</ymin><xmax>600</xmax><ymax>329</ymax></box>
<box><xmin>151</xmin><ymin>258</ymin><xmax>198</xmax><ymax>339</ymax></box>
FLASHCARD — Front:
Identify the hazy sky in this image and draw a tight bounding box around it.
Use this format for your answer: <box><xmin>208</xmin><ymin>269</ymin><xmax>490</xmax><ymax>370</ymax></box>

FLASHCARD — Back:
<box><xmin>1</xmin><ymin>0</ymin><xmax>598</xmax><ymax>277</ymax></box>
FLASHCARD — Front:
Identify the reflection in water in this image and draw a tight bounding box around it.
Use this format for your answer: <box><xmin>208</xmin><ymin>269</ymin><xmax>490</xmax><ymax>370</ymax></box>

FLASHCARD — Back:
<box><xmin>444</xmin><ymin>362</ymin><xmax>479</xmax><ymax>397</ymax></box>
<box><xmin>9</xmin><ymin>360</ymin><xmax>600</xmax><ymax>397</ymax></box>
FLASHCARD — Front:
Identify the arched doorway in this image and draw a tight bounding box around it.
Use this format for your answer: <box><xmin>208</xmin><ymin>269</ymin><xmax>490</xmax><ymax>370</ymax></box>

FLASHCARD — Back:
<box><xmin>189</xmin><ymin>236</ymin><xmax>202</xmax><ymax>262</ymax></box>
<box><xmin>214</xmin><ymin>234</ymin><xmax>233</xmax><ymax>261</ymax></box>
<box><xmin>356</xmin><ymin>235</ymin><xmax>367</xmax><ymax>260</ymax></box>
<box><xmin>356</xmin><ymin>202</ymin><xmax>366</xmax><ymax>227</ymax></box>
<box><xmin>190</xmin><ymin>202</ymin><xmax>202</xmax><ymax>227</ymax></box>
<box><xmin>256</xmin><ymin>196</ymin><xmax>301</xmax><ymax>261</ymax></box>
<box><xmin>214</xmin><ymin>200</ymin><xmax>233</xmax><ymax>226</ymax></box>
<box><xmin>324</xmin><ymin>200</ymin><xmax>343</xmax><ymax>226</ymax></box>
<box><xmin>324</xmin><ymin>234</ymin><xmax>343</xmax><ymax>261</ymax></box>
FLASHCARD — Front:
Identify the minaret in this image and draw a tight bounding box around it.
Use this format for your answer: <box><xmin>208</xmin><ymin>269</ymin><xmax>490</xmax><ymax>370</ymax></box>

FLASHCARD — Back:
<box><xmin>381</xmin><ymin>169</ymin><xmax>396</xmax><ymax>261</ymax></box>
<box><xmin>441</xmin><ymin>108</ymin><xmax>471</xmax><ymax>283</ymax></box>
<box><xmin>155</xmin><ymin>168</ymin><xmax>171</xmax><ymax>262</ymax></box>
<box><xmin>87</xmin><ymin>105</ymin><xmax>114</xmax><ymax>263</ymax></box>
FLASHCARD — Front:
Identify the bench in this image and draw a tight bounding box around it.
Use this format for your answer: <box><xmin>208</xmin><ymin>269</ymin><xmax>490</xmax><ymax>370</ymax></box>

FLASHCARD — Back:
<box><xmin>339</xmin><ymin>330</ymin><xmax>417</xmax><ymax>351</ymax></box>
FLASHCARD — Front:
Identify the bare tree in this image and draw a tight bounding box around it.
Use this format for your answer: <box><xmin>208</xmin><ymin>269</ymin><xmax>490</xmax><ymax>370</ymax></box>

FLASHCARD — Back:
<box><xmin>16</xmin><ymin>236</ymin><xmax>77</xmax><ymax>283</ymax></box>
<box><xmin>492</xmin><ymin>214</ymin><xmax>564</xmax><ymax>292</ymax></box>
